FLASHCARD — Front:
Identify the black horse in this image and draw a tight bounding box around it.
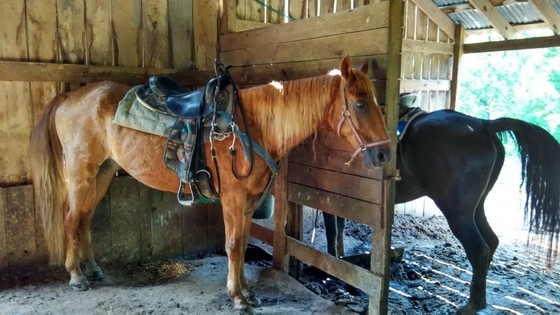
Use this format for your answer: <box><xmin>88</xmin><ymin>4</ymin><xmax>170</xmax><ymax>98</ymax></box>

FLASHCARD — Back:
<box><xmin>323</xmin><ymin>94</ymin><xmax>560</xmax><ymax>314</ymax></box>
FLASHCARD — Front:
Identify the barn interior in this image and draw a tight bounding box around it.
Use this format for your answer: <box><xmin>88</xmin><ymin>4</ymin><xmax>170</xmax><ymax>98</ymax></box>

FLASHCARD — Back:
<box><xmin>0</xmin><ymin>1</ymin><xmax>559</xmax><ymax>314</ymax></box>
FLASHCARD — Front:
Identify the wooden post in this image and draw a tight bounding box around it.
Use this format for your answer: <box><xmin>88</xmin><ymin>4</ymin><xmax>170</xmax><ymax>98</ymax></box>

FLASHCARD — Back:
<box><xmin>272</xmin><ymin>159</ymin><xmax>289</xmax><ymax>271</ymax></box>
<box><xmin>450</xmin><ymin>24</ymin><xmax>465</xmax><ymax>110</ymax></box>
<box><xmin>369</xmin><ymin>0</ymin><xmax>404</xmax><ymax>314</ymax></box>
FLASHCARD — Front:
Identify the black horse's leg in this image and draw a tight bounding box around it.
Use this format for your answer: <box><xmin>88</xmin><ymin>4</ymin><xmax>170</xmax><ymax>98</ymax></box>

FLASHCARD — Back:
<box><xmin>439</xmin><ymin>199</ymin><xmax>491</xmax><ymax>315</ymax></box>
<box><xmin>336</xmin><ymin>216</ymin><xmax>345</xmax><ymax>257</ymax></box>
<box><xmin>323</xmin><ymin>212</ymin><xmax>338</xmax><ymax>256</ymax></box>
<box><xmin>429</xmin><ymin>158</ymin><xmax>497</xmax><ymax>314</ymax></box>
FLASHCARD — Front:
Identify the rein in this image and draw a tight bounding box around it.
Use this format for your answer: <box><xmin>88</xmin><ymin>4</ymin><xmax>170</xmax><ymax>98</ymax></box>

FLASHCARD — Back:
<box><xmin>336</xmin><ymin>79</ymin><xmax>391</xmax><ymax>166</ymax></box>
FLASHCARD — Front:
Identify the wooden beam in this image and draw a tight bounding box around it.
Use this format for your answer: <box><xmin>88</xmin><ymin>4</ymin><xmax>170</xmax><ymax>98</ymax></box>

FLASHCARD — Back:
<box><xmin>450</xmin><ymin>25</ymin><xmax>465</xmax><ymax>110</ymax></box>
<box><xmin>402</xmin><ymin>39</ymin><xmax>454</xmax><ymax>54</ymax></box>
<box><xmin>463</xmin><ymin>35</ymin><xmax>560</xmax><ymax>53</ymax></box>
<box><xmin>400</xmin><ymin>79</ymin><xmax>451</xmax><ymax>91</ymax></box>
<box><xmin>0</xmin><ymin>61</ymin><xmax>213</xmax><ymax>86</ymax></box>
<box><xmin>409</xmin><ymin>0</ymin><xmax>456</xmax><ymax>40</ymax></box>
<box><xmin>528</xmin><ymin>0</ymin><xmax>560</xmax><ymax>35</ymax></box>
<box><xmin>286</xmin><ymin>236</ymin><xmax>384</xmax><ymax>298</ymax></box>
<box><xmin>468</xmin><ymin>0</ymin><xmax>515</xmax><ymax>39</ymax></box>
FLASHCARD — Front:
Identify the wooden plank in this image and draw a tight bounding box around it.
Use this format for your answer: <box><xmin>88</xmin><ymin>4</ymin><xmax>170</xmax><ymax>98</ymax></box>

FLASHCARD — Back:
<box><xmin>250</xmin><ymin>222</ymin><xmax>274</xmax><ymax>246</ymax></box>
<box><xmin>528</xmin><ymin>0</ymin><xmax>560</xmax><ymax>35</ymax></box>
<box><xmin>4</xmin><ymin>186</ymin><xmax>36</xmax><ymax>269</ymax></box>
<box><xmin>409</xmin><ymin>0</ymin><xmax>455</xmax><ymax>40</ymax></box>
<box><xmin>0</xmin><ymin>188</ymin><xmax>7</xmax><ymax>272</ymax></box>
<box><xmin>400</xmin><ymin>79</ymin><xmax>451</xmax><ymax>91</ymax></box>
<box><xmin>85</xmin><ymin>0</ymin><xmax>112</xmax><ymax>66</ymax></box>
<box><xmin>286</xmin><ymin>236</ymin><xmax>383</xmax><ymax>298</ymax></box>
<box><xmin>220</xmin><ymin>2</ymin><xmax>390</xmax><ymax>52</ymax></box>
<box><xmin>467</xmin><ymin>0</ymin><xmax>515</xmax><ymax>40</ymax></box>
<box><xmin>402</xmin><ymin>39</ymin><xmax>453</xmax><ymax>54</ymax></box>
<box><xmin>0</xmin><ymin>0</ymin><xmax>31</xmax><ymax>185</ymax></box>
<box><xmin>112</xmin><ymin>0</ymin><xmax>143</xmax><ymax>67</ymax></box>
<box><xmin>26</xmin><ymin>0</ymin><xmax>60</xmax><ymax>123</ymax></box>
<box><xmin>150</xmin><ymin>190</ymin><xmax>183</xmax><ymax>261</ymax></box>
<box><xmin>272</xmin><ymin>159</ymin><xmax>289</xmax><ymax>270</ymax></box>
<box><xmin>169</xmin><ymin>0</ymin><xmax>193</xmax><ymax>69</ymax></box>
<box><xmin>463</xmin><ymin>35</ymin><xmax>560</xmax><ymax>53</ymax></box>
<box><xmin>109</xmin><ymin>176</ymin><xmax>142</xmax><ymax>263</ymax></box>
<box><xmin>450</xmin><ymin>25</ymin><xmax>465</xmax><ymax>110</ymax></box>
<box><xmin>143</xmin><ymin>0</ymin><xmax>170</xmax><ymax>68</ymax></box>
<box><xmin>287</xmin><ymin>183</ymin><xmax>382</xmax><ymax>227</ymax></box>
<box><xmin>57</xmin><ymin>0</ymin><xmax>86</xmax><ymax>64</ymax></box>
<box><xmin>289</xmin><ymin>144</ymin><xmax>384</xmax><ymax>180</ymax></box>
<box><xmin>371</xmin><ymin>1</ymin><xmax>404</xmax><ymax>313</ymax></box>
<box><xmin>229</xmin><ymin>55</ymin><xmax>388</xmax><ymax>85</ymax></box>
<box><xmin>288</xmin><ymin>164</ymin><xmax>383</xmax><ymax>203</ymax></box>
<box><xmin>222</xmin><ymin>28</ymin><xmax>389</xmax><ymax>66</ymax></box>
<box><xmin>91</xmin><ymin>193</ymin><xmax>113</xmax><ymax>264</ymax></box>
<box><xmin>193</xmin><ymin>0</ymin><xmax>218</xmax><ymax>70</ymax></box>
<box><xmin>0</xmin><ymin>61</ymin><xmax>213</xmax><ymax>86</ymax></box>
<box><xmin>206</xmin><ymin>204</ymin><xmax>225</xmax><ymax>254</ymax></box>
<box><xmin>182</xmin><ymin>203</ymin><xmax>213</xmax><ymax>258</ymax></box>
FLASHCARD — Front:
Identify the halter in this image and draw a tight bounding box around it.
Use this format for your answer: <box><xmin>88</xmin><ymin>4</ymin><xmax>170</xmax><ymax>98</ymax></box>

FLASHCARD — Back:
<box><xmin>336</xmin><ymin>79</ymin><xmax>391</xmax><ymax>166</ymax></box>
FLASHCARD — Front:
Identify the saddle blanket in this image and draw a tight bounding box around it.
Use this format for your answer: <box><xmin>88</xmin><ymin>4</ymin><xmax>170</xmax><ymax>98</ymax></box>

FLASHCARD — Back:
<box><xmin>113</xmin><ymin>85</ymin><xmax>176</xmax><ymax>136</ymax></box>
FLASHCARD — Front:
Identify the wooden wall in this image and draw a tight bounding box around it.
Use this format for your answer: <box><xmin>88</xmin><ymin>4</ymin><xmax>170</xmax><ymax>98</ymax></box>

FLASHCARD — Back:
<box><xmin>400</xmin><ymin>0</ymin><xmax>456</xmax><ymax>110</ymax></box>
<box><xmin>0</xmin><ymin>0</ymin><xmax>224</xmax><ymax>273</ymax></box>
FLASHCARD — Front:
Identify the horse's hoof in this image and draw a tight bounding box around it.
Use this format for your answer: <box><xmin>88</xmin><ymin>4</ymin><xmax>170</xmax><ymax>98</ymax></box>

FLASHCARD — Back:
<box><xmin>454</xmin><ymin>301</ymin><xmax>485</xmax><ymax>315</ymax></box>
<box><xmin>244</xmin><ymin>293</ymin><xmax>261</xmax><ymax>306</ymax></box>
<box><xmin>69</xmin><ymin>281</ymin><xmax>90</xmax><ymax>291</ymax></box>
<box><xmin>69</xmin><ymin>278</ymin><xmax>91</xmax><ymax>291</ymax></box>
<box><xmin>86</xmin><ymin>267</ymin><xmax>104</xmax><ymax>281</ymax></box>
<box><xmin>233</xmin><ymin>302</ymin><xmax>255</xmax><ymax>314</ymax></box>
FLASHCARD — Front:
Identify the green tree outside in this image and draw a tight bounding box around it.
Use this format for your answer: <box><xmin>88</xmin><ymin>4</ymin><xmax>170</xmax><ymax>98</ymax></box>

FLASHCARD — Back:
<box><xmin>456</xmin><ymin>47</ymin><xmax>560</xmax><ymax>145</ymax></box>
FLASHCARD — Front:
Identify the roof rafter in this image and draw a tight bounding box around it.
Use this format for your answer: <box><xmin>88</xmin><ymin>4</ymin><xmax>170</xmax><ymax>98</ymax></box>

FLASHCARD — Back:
<box><xmin>467</xmin><ymin>0</ymin><xmax>516</xmax><ymax>39</ymax></box>
<box><xmin>528</xmin><ymin>0</ymin><xmax>560</xmax><ymax>35</ymax></box>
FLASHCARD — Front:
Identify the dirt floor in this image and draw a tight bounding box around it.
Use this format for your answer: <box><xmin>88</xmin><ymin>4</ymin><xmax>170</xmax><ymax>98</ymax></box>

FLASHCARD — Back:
<box><xmin>0</xmin><ymin>253</ymin><xmax>351</xmax><ymax>315</ymax></box>
<box><xmin>295</xmin><ymin>212</ymin><xmax>560</xmax><ymax>315</ymax></box>
<box><xmin>2</xmin><ymin>212</ymin><xmax>558</xmax><ymax>315</ymax></box>
<box><xmin>1</xmin><ymin>160</ymin><xmax>559</xmax><ymax>314</ymax></box>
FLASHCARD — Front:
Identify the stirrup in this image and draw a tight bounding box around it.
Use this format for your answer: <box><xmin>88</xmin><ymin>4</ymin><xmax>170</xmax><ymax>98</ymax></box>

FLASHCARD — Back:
<box><xmin>177</xmin><ymin>181</ymin><xmax>198</xmax><ymax>206</ymax></box>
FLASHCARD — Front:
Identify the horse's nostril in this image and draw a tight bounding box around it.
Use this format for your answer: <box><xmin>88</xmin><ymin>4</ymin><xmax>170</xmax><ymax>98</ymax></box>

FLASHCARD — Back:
<box><xmin>377</xmin><ymin>151</ymin><xmax>386</xmax><ymax>162</ymax></box>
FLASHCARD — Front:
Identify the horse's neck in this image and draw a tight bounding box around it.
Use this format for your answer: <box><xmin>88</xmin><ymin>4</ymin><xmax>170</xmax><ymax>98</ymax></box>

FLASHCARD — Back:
<box><xmin>239</xmin><ymin>75</ymin><xmax>339</xmax><ymax>160</ymax></box>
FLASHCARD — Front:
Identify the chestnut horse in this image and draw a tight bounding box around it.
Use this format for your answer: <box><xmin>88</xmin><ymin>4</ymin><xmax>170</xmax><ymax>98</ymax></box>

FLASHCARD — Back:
<box><xmin>29</xmin><ymin>56</ymin><xmax>391</xmax><ymax>312</ymax></box>
<box><xmin>324</xmin><ymin>96</ymin><xmax>560</xmax><ymax>314</ymax></box>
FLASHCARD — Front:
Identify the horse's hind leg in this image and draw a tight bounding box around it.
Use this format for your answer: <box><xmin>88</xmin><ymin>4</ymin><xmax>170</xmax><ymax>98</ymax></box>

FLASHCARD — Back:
<box><xmin>430</xmin><ymin>166</ymin><xmax>496</xmax><ymax>314</ymax></box>
<box><xmin>77</xmin><ymin>160</ymin><xmax>118</xmax><ymax>281</ymax></box>
<box><xmin>65</xmin><ymin>161</ymin><xmax>115</xmax><ymax>290</ymax></box>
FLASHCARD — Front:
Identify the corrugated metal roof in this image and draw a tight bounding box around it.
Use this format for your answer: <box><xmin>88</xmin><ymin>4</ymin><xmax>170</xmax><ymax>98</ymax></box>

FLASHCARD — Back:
<box><xmin>432</xmin><ymin>0</ymin><xmax>469</xmax><ymax>7</ymax></box>
<box><xmin>448</xmin><ymin>10</ymin><xmax>491</xmax><ymax>30</ymax></box>
<box><xmin>442</xmin><ymin>1</ymin><xmax>548</xmax><ymax>30</ymax></box>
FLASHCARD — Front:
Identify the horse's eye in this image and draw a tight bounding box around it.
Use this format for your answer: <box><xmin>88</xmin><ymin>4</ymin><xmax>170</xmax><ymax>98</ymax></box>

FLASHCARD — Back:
<box><xmin>355</xmin><ymin>100</ymin><xmax>366</xmax><ymax>109</ymax></box>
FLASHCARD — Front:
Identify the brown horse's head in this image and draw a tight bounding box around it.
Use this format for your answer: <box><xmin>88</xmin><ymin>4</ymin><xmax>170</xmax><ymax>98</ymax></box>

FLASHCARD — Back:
<box><xmin>332</xmin><ymin>55</ymin><xmax>391</xmax><ymax>168</ymax></box>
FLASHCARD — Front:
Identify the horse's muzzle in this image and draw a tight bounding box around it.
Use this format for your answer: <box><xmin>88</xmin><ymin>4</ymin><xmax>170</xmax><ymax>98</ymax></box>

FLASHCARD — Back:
<box><xmin>363</xmin><ymin>145</ymin><xmax>391</xmax><ymax>168</ymax></box>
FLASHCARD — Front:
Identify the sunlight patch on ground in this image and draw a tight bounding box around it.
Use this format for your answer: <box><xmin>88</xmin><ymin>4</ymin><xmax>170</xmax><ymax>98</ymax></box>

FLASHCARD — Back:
<box><xmin>505</xmin><ymin>295</ymin><xmax>547</xmax><ymax>313</ymax></box>
<box><xmin>517</xmin><ymin>287</ymin><xmax>560</xmax><ymax>307</ymax></box>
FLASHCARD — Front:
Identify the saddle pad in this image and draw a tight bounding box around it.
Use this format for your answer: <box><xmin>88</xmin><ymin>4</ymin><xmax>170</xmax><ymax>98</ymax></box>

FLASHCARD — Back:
<box><xmin>113</xmin><ymin>85</ymin><xmax>176</xmax><ymax>136</ymax></box>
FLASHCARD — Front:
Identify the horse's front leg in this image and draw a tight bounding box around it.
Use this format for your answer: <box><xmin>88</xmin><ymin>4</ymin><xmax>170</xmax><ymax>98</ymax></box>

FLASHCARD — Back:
<box><xmin>240</xmin><ymin>206</ymin><xmax>260</xmax><ymax>306</ymax></box>
<box><xmin>222</xmin><ymin>195</ymin><xmax>256</xmax><ymax>313</ymax></box>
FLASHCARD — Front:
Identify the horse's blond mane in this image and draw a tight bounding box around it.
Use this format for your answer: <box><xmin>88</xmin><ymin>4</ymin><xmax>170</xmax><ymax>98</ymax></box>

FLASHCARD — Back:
<box><xmin>239</xmin><ymin>73</ymin><xmax>340</xmax><ymax>158</ymax></box>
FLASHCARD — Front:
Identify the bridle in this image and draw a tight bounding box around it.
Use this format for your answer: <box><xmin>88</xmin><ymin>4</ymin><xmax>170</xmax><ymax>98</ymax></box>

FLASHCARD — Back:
<box><xmin>336</xmin><ymin>78</ymin><xmax>391</xmax><ymax>166</ymax></box>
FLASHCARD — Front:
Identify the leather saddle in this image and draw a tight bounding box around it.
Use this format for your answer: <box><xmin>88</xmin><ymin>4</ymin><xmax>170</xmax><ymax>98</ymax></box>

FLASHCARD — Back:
<box><xmin>135</xmin><ymin>76</ymin><xmax>221</xmax><ymax>119</ymax></box>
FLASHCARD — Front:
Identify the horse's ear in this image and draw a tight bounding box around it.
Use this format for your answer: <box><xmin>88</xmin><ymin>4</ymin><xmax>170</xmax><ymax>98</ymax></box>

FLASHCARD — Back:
<box><xmin>359</xmin><ymin>60</ymin><xmax>369</xmax><ymax>75</ymax></box>
<box><xmin>340</xmin><ymin>55</ymin><xmax>353</xmax><ymax>81</ymax></box>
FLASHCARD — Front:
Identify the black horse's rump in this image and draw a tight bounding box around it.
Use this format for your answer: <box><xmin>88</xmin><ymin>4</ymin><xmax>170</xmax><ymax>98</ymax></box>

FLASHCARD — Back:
<box><xmin>324</xmin><ymin>99</ymin><xmax>560</xmax><ymax>314</ymax></box>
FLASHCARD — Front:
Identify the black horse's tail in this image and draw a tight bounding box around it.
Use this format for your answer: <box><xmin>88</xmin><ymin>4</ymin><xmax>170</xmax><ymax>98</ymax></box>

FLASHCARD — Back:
<box><xmin>490</xmin><ymin>118</ymin><xmax>560</xmax><ymax>259</ymax></box>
